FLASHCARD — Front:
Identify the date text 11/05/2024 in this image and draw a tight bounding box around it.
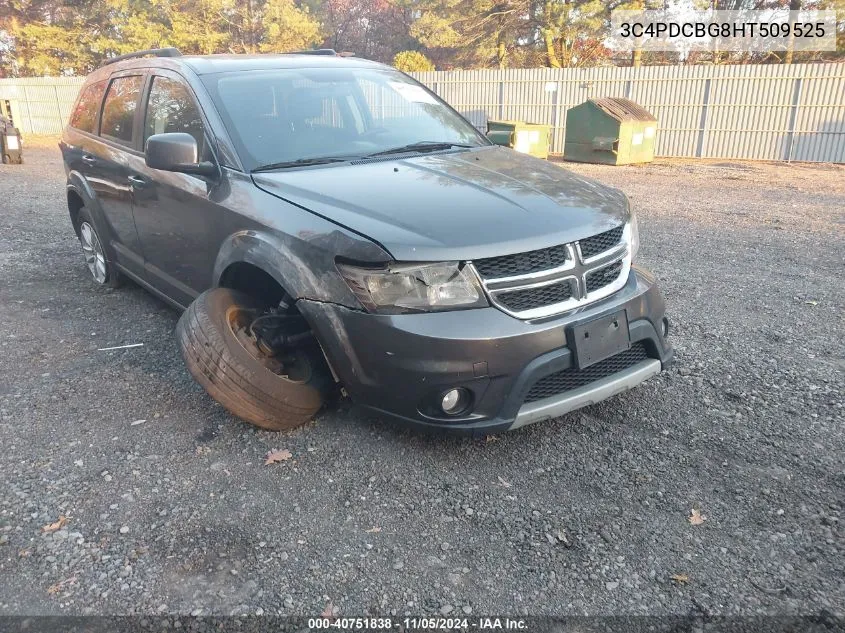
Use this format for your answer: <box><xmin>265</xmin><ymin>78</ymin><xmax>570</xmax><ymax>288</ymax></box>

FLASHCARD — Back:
<box><xmin>307</xmin><ymin>617</ymin><xmax>529</xmax><ymax>630</ymax></box>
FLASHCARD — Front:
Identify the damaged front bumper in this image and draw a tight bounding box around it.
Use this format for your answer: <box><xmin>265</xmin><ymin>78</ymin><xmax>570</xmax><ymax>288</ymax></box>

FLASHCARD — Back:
<box><xmin>297</xmin><ymin>266</ymin><xmax>672</xmax><ymax>436</ymax></box>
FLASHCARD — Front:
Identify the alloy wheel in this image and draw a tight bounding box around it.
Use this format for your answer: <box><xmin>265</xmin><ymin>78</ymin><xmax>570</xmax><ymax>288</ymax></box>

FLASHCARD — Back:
<box><xmin>79</xmin><ymin>221</ymin><xmax>107</xmax><ymax>284</ymax></box>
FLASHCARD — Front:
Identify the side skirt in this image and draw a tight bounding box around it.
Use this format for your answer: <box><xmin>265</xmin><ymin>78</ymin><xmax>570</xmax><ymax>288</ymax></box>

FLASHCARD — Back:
<box><xmin>115</xmin><ymin>263</ymin><xmax>189</xmax><ymax>312</ymax></box>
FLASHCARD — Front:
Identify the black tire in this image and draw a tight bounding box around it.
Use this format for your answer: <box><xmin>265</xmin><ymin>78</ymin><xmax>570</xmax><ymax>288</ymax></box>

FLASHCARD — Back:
<box><xmin>177</xmin><ymin>288</ymin><xmax>328</xmax><ymax>431</ymax></box>
<box><xmin>77</xmin><ymin>207</ymin><xmax>122</xmax><ymax>288</ymax></box>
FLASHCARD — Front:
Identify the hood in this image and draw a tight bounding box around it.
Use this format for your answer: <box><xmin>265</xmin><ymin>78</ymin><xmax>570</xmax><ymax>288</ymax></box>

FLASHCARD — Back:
<box><xmin>252</xmin><ymin>146</ymin><xmax>629</xmax><ymax>262</ymax></box>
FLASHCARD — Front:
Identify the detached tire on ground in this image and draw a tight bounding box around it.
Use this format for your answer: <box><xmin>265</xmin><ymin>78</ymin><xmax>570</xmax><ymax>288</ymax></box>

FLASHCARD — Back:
<box><xmin>177</xmin><ymin>288</ymin><xmax>326</xmax><ymax>431</ymax></box>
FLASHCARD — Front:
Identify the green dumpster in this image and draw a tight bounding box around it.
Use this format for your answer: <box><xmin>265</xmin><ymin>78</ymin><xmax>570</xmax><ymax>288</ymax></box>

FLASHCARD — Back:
<box><xmin>486</xmin><ymin>120</ymin><xmax>551</xmax><ymax>159</ymax></box>
<box><xmin>563</xmin><ymin>98</ymin><xmax>657</xmax><ymax>165</ymax></box>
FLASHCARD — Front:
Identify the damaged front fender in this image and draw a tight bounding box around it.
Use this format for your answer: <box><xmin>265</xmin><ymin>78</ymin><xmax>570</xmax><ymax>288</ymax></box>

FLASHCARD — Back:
<box><xmin>212</xmin><ymin>227</ymin><xmax>390</xmax><ymax>309</ymax></box>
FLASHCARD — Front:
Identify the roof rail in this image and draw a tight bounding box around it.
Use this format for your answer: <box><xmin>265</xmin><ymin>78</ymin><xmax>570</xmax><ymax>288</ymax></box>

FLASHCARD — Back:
<box><xmin>100</xmin><ymin>47</ymin><xmax>182</xmax><ymax>68</ymax></box>
<box><xmin>287</xmin><ymin>49</ymin><xmax>339</xmax><ymax>56</ymax></box>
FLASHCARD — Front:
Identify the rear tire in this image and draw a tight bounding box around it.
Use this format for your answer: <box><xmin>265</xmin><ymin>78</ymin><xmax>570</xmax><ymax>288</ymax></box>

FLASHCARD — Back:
<box><xmin>77</xmin><ymin>207</ymin><xmax>122</xmax><ymax>288</ymax></box>
<box><xmin>177</xmin><ymin>288</ymin><xmax>328</xmax><ymax>431</ymax></box>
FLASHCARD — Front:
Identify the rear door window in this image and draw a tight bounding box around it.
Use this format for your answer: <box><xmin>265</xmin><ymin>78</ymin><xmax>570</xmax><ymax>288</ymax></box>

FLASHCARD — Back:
<box><xmin>69</xmin><ymin>80</ymin><xmax>108</xmax><ymax>133</ymax></box>
<box><xmin>100</xmin><ymin>75</ymin><xmax>145</xmax><ymax>146</ymax></box>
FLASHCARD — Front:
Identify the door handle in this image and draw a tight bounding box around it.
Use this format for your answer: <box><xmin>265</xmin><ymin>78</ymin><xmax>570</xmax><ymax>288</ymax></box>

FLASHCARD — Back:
<box><xmin>81</xmin><ymin>154</ymin><xmax>97</xmax><ymax>165</ymax></box>
<box><xmin>128</xmin><ymin>175</ymin><xmax>147</xmax><ymax>188</ymax></box>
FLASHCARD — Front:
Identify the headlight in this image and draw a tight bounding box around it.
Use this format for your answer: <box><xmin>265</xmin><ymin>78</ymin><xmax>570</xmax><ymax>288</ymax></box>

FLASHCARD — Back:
<box><xmin>337</xmin><ymin>261</ymin><xmax>488</xmax><ymax>314</ymax></box>
<box><xmin>628</xmin><ymin>211</ymin><xmax>640</xmax><ymax>260</ymax></box>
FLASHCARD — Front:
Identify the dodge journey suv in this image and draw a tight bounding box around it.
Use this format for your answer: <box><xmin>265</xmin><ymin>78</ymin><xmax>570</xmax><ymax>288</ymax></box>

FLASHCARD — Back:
<box><xmin>61</xmin><ymin>48</ymin><xmax>672</xmax><ymax>435</ymax></box>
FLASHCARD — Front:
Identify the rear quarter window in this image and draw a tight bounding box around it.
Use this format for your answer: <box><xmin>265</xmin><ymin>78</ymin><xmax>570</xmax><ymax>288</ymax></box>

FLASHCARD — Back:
<box><xmin>69</xmin><ymin>80</ymin><xmax>108</xmax><ymax>133</ymax></box>
<box><xmin>100</xmin><ymin>75</ymin><xmax>145</xmax><ymax>145</ymax></box>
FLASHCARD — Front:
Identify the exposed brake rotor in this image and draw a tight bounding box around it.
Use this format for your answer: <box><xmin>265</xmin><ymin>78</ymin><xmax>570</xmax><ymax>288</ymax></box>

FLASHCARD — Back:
<box><xmin>227</xmin><ymin>306</ymin><xmax>315</xmax><ymax>383</ymax></box>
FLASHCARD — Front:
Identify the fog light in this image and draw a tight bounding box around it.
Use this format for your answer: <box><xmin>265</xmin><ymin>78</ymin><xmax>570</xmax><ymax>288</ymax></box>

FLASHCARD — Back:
<box><xmin>441</xmin><ymin>388</ymin><xmax>469</xmax><ymax>414</ymax></box>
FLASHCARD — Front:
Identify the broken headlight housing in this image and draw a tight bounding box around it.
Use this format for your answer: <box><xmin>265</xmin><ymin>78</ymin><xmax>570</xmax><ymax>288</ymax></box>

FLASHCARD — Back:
<box><xmin>337</xmin><ymin>261</ymin><xmax>489</xmax><ymax>314</ymax></box>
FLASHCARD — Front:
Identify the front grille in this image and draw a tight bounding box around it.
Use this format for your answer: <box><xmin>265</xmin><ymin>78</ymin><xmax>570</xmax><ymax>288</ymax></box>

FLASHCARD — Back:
<box><xmin>474</xmin><ymin>244</ymin><xmax>569</xmax><ymax>279</ymax></box>
<box><xmin>524</xmin><ymin>342</ymin><xmax>649</xmax><ymax>403</ymax></box>
<box><xmin>579</xmin><ymin>226</ymin><xmax>624</xmax><ymax>259</ymax></box>
<box><xmin>477</xmin><ymin>224</ymin><xmax>628</xmax><ymax>319</ymax></box>
<box><xmin>585</xmin><ymin>260</ymin><xmax>623</xmax><ymax>293</ymax></box>
<box><xmin>497</xmin><ymin>280</ymin><xmax>573</xmax><ymax>313</ymax></box>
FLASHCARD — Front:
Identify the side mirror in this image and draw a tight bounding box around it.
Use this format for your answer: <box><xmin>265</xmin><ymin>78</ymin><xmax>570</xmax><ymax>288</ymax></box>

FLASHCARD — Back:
<box><xmin>145</xmin><ymin>132</ymin><xmax>217</xmax><ymax>178</ymax></box>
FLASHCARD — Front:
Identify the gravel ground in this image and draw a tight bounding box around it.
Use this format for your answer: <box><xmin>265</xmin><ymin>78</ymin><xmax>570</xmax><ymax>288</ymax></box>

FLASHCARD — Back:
<box><xmin>0</xmin><ymin>143</ymin><xmax>843</xmax><ymax>619</ymax></box>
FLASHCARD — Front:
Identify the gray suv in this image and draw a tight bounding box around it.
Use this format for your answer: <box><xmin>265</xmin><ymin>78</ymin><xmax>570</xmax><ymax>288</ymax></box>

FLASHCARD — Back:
<box><xmin>60</xmin><ymin>48</ymin><xmax>672</xmax><ymax>436</ymax></box>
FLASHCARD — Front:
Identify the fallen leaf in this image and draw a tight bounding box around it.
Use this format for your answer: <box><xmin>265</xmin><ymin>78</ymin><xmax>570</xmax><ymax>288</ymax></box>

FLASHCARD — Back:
<box><xmin>689</xmin><ymin>509</ymin><xmax>706</xmax><ymax>525</ymax></box>
<box><xmin>42</xmin><ymin>516</ymin><xmax>67</xmax><ymax>533</ymax></box>
<box><xmin>485</xmin><ymin>435</ymin><xmax>499</xmax><ymax>443</ymax></box>
<box><xmin>497</xmin><ymin>476</ymin><xmax>512</xmax><ymax>488</ymax></box>
<box><xmin>47</xmin><ymin>576</ymin><xmax>77</xmax><ymax>594</ymax></box>
<box><xmin>670</xmin><ymin>573</ymin><xmax>689</xmax><ymax>584</ymax></box>
<box><xmin>365</xmin><ymin>526</ymin><xmax>382</xmax><ymax>533</ymax></box>
<box><xmin>320</xmin><ymin>601</ymin><xmax>335</xmax><ymax>617</ymax></box>
<box><xmin>130</xmin><ymin>419</ymin><xmax>146</xmax><ymax>426</ymax></box>
<box><xmin>264</xmin><ymin>449</ymin><xmax>292</xmax><ymax>465</ymax></box>
<box><xmin>804</xmin><ymin>300</ymin><xmax>818</xmax><ymax>306</ymax></box>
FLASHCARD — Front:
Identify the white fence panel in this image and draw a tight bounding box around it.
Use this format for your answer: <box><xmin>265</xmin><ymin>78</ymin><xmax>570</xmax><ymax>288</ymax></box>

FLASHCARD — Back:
<box><xmin>412</xmin><ymin>64</ymin><xmax>845</xmax><ymax>162</ymax></box>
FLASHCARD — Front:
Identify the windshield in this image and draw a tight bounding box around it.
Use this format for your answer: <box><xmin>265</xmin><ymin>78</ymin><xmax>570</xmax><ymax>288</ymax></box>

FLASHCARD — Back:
<box><xmin>203</xmin><ymin>67</ymin><xmax>489</xmax><ymax>171</ymax></box>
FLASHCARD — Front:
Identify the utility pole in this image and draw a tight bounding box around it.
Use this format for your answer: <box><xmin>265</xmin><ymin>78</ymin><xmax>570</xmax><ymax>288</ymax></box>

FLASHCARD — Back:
<box><xmin>784</xmin><ymin>0</ymin><xmax>802</xmax><ymax>64</ymax></box>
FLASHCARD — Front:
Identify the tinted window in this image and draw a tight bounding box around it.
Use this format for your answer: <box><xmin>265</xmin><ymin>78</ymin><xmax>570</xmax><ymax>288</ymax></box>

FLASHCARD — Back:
<box><xmin>100</xmin><ymin>75</ymin><xmax>144</xmax><ymax>144</ymax></box>
<box><xmin>144</xmin><ymin>76</ymin><xmax>205</xmax><ymax>154</ymax></box>
<box><xmin>203</xmin><ymin>68</ymin><xmax>487</xmax><ymax>170</ymax></box>
<box><xmin>69</xmin><ymin>80</ymin><xmax>107</xmax><ymax>133</ymax></box>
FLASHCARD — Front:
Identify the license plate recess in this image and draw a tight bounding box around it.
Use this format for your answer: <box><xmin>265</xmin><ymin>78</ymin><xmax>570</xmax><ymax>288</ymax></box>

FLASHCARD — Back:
<box><xmin>567</xmin><ymin>310</ymin><xmax>630</xmax><ymax>369</ymax></box>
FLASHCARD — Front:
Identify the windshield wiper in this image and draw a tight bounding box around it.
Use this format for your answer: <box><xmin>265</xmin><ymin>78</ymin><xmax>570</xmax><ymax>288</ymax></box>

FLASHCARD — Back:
<box><xmin>251</xmin><ymin>156</ymin><xmax>359</xmax><ymax>172</ymax></box>
<box><xmin>365</xmin><ymin>141</ymin><xmax>477</xmax><ymax>158</ymax></box>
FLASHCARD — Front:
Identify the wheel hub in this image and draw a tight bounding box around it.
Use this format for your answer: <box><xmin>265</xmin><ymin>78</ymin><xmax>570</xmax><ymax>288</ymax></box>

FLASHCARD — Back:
<box><xmin>226</xmin><ymin>306</ymin><xmax>312</xmax><ymax>383</ymax></box>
